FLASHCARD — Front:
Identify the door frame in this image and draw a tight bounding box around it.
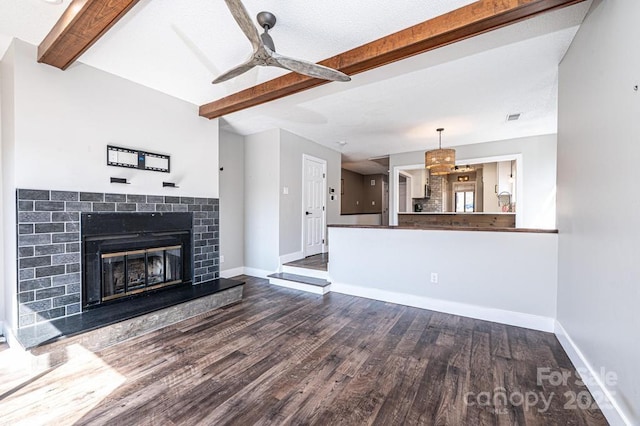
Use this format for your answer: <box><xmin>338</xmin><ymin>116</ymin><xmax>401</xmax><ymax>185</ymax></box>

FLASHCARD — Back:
<box><xmin>452</xmin><ymin>181</ymin><xmax>478</xmax><ymax>212</ymax></box>
<box><xmin>301</xmin><ymin>154</ymin><xmax>327</xmax><ymax>257</ymax></box>
<box><xmin>391</xmin><ymin>164</ymin><xmax>423</xmax><ymax>225</ymax></box>
<box><xmin>398</xmin><ymin>170</ymin><xmax>413</xmax><ymax>213</ymax></box>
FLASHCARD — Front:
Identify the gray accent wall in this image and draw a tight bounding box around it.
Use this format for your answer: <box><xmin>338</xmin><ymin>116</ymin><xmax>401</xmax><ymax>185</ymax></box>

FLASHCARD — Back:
<box><xmin>242</xmin><ymin>128</ymin><xmax>343</xmax><ymax>273</ymax></box>
<box><xmin>244</xmin><ymin>129</ymin><xmax>280</xmax><ymax>273</ymax></box>
<box><xmin>340</xmin><ymin>169</ymin><xmax>365</xmax><ymax>214</ymax></box>
<box><xmin>279</xmin><ymin>129</ymin><xmax>341</xmax><ymax>256</ymax></box>
<box><xmin>16</xmin><ymin>189</ymin><xmax>219</xmax><ymax>328</ymax></box>
<box><xmin>558</xmin><ymin>0</ymin><xmax>639</xmax><ymax>422</ymax></box>
<box><xmin>219</xmin><ymin>130</ymin><xmax>245</xmax><ymax>273</ymax></box>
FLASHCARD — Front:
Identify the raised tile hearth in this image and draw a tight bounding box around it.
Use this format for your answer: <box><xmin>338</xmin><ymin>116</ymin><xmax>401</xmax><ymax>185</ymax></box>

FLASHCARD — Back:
<box><xmin>17</xmin><ymin>277</ymin><xmax>243</xmax><ymax>351</ymax></box>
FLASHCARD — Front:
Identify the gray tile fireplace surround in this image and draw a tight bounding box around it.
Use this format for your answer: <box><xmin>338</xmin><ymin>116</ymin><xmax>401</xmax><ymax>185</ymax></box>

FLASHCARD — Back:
<box><xmin>16</xmin><ymin>189</ymin><xmax>219</xmax><ymax>328</ymax></box>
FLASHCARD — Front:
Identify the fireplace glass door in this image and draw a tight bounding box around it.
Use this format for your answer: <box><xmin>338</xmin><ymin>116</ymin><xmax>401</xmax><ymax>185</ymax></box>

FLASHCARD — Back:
<box><xmin>101</xmin><ymin>245</ymin><xmax>183</xmax><ymax>302</ymax></box>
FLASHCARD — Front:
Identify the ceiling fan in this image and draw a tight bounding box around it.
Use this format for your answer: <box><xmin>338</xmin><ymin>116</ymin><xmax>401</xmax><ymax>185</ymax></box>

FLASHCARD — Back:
<box><xmin>213</xmin><ymin>0</ymin><xmax>351</xmax><ymax>84</ymax></box>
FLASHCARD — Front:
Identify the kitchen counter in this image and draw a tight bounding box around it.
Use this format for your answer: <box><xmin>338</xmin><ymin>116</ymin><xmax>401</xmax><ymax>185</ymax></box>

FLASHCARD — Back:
<box><xmin>328</xmin><ymin>224</ymin><xmax>556</xmax><ymax>233</ymax></box>
<box><xmin>399</xmin><ymin>212</ymin><xmax>515</xmax><ymax>215</ymax></box>
<box><xmin>398</xmin><ymin>212</ymin><xmax>516</xmax><ymax>228</ymax></box>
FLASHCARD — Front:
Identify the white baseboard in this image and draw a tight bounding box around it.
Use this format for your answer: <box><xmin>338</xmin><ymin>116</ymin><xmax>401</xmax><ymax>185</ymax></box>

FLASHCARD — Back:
<box><xmin>243</xmin><ymin>267</ymin><xmax>273</xmax><ymax>279</ymax></box>
<box><xmin>330</xmin><ymin>282</ymin><xmax>555</xmax><ymax>332</ymax></box>
<box><xmin>279</xmin><ymin>251</ymin><xmax>304</xmax><ymax>265</ymax></box>
<box><xmin>220</xmin><ymin>267</ymin><xmax>245</xmax><ymax>278</ymax></box>
<box><xmin>554</xmin><ymin>321</ymin><xmax>631</xmax><ymax>426</ymax></box>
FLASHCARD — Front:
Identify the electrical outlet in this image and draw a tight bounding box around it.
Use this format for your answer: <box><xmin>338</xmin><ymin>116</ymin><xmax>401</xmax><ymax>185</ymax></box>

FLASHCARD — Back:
<box><xmin>430</xmin><ymin>272</ymin><xmax>438</xmax><ymax>284</ymax></box>
<box><xmin>371</xmin><ymin>201</ymin><xmax>375</xmax><ymax>205</ymax></box>
<box><xmin>220</xmin><ymin>255</ymin><xmax>225</xmax><ymax>263</ymax></box>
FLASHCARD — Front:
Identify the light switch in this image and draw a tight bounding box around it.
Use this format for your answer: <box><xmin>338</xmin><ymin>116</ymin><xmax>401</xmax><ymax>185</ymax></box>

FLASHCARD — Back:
<box><xmin>372</xmin><ymin>201</ymin><xmax>376</xmax><ymax>205</ymax></box>
<box><xmin>283</xmin><ymin>187</ymin><xmax>289</xmax><ymax>195</ymax></box>
<box><xmin>371</xmin><ymin>179</ymin><xmax>376</xmax><ymax>186</ymax></box>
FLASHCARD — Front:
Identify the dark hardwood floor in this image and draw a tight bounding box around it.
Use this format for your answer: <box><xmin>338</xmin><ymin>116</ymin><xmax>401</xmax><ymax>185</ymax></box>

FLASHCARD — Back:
<box><xmin>0</xmin><ymin>276</ymin><xmax>607</xmax><ymax>425</ymax></box>
<box><xmin>284</xmin><ymin>253</ymin><xmax>328</xmax><ymax>271</ymax></box>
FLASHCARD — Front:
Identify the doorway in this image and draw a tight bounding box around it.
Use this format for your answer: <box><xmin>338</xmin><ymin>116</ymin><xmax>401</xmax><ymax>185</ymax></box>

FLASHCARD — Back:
<box><xmin>302</xmin><ymin>154</ymin><xmax>327</xmax><ymax>257</ymax></box>
<box><xmin>398</xmin><ymin>171</ymin><xmax>412</xmax><ymax>213</ymax></box>
<box><xmin>453</xmin><ymin>182</ymin><xmax>476</xmax><ymax>212</ymax></box>
<box><xmin>390</xmin><ymin>154</ymin><xmax>523</xmax><ymax>226</ymax></box>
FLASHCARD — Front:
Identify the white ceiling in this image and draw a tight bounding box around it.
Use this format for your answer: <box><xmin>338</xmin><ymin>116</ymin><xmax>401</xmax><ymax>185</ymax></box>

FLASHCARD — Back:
<box><xmin>0</xmin><ymin>0</ymin><xmax>591</xmax><ymax>174</ymax></box>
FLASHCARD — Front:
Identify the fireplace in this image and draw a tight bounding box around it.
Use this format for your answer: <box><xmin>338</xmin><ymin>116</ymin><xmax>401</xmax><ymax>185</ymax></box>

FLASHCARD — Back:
<box><xmin>101</xmin><ymin>244</ymin><xmax>183</xmax><ymax>301</ymax></box>
<box><xmin>82</xmin><ymin>212</ymin><xmax>193</xmax><ymax>309</ymax></box>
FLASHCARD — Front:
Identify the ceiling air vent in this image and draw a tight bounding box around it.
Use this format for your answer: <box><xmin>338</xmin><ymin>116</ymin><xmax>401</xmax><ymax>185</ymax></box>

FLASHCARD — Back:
<box><xmin>506</xmin><ymin>113</ymin><xmax>521</xmax><ymax>121</ymax></box>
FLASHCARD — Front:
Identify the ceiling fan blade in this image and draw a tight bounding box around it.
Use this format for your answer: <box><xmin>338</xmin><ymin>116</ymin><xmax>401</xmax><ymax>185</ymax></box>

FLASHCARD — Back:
<box><xmin>224</xmin><ymin>0</ymin><xmax>262</xmax><ymax>51</ymax></box>
<box><xmin>271</xmin><ymin>52</ymin><xmax>351</xmax><ymax>82</ymax></box>
<box><xmin>213</xmin><ymin>58</ymin><xmax>258</xmax><ymax>84</ymax></box>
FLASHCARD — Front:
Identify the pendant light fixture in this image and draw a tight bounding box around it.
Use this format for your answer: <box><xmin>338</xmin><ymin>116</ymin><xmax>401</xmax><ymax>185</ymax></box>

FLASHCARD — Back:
<box><xmin>425</xmin><ymin>128</ymin><xmax>456</xmax><ymax>176</ymax></box>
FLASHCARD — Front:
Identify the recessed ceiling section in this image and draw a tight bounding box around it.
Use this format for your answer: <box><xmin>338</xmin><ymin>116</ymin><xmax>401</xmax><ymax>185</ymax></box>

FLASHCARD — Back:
<box><xmin>0</xmin><ymin>0</ymin><xmax>591</xmax><ymax>167</ymax></box>
<box><xmin>218</xmin><ymin>1</ymin><xmax>590</xmax><ymax>163</ymax></box>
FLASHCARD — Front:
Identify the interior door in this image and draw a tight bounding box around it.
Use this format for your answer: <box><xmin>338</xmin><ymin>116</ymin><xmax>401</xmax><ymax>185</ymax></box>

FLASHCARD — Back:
<box><xmin>303</xmin><ymin>155</ymin><xmax>326</xmax><ymax>256</ymax></box>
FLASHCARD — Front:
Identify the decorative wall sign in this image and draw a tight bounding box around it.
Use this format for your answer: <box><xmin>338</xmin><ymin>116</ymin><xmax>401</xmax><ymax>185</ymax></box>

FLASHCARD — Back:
<box><xmin>107</xmin><ymin>145</ymin><xmax>170</xmax><ymax>173</ymax></box>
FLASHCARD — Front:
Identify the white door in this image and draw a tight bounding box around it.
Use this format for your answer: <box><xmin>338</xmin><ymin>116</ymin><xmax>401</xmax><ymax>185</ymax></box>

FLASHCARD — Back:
<box><xmin>303</xmin><ymin>155</ymin><xmax>326</xmax><ymax>257</ymax></box>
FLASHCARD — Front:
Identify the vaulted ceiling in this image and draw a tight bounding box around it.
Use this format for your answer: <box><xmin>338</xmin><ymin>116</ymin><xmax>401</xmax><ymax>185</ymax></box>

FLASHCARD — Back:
<box><xmin>0</xmin><ymin>0</ymin><xmax>591</xmax><ymax>173</ymax></box>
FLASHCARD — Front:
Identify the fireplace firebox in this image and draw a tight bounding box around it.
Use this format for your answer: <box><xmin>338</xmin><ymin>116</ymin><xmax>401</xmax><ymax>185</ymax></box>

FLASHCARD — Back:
<box><xmin>82</xmin><ymin>212</ymin><xmax>193</xmax><ymax>309</ymax></box>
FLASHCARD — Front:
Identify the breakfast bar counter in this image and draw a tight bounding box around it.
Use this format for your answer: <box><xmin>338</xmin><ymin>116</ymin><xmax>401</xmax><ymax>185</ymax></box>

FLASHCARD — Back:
<box><xmin>397</xmin><ymin>212</ymin><xmax>517</xmax><ymax>228</ymax></box>
<box><xmin>329</xmin><ymin>223</ymin><xmax>557</xmax><ymax>233</ymax></box>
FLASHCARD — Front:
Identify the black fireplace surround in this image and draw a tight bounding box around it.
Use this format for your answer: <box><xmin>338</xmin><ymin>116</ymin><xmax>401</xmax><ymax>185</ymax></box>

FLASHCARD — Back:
<box><xmin>82</xmin><ymin>212</ymin><xmax>193</xmax><ymax>309</ymax></box>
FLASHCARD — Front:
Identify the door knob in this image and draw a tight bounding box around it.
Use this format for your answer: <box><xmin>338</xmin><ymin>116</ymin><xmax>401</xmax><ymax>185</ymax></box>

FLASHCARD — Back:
<box><xmin>305</xmin><ymin>211</ymin><xmax>311</xmax><ymax>215</ymax></box>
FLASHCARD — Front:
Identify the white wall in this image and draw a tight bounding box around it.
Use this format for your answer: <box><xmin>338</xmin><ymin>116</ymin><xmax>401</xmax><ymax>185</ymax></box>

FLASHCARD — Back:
<box><xmin>1</xmin><ymin>39</ymin><xmax>220</xmax><ymax>332</ymax></box>
<box><xmin>0</xmin><ymin>75</ymin><xmax>3</xmax><ymax>333</ymax></box>
<box><xmin>279</xmin><ymin>129</ymin><xmax>341</xmax><ymax>256</ymax></box>
<box><xmin>244</xmin><ymin>129</ymin><xmax>280</xmax><ymax>274</ymax></box>
<box><xmin>219</xmin><ymin>130</ymin><xmax>244</xmax><ymax>274</ymax></box>
<box><xmin>390</xmin><ymin>134</ymin><xmax>557</xmax><ymax>228</ymax></box>
<box><xmin>11</xmin><ymin>40</ymin><xmax>218</xmax><ymax>197</ymax></box>
<box><xmin>1</xmin><ymin>42</ymin><xmax>16</xmax><ymax>331</ymax></box>
<box><xmin>329</xmin><ymin>227</ymin><xmax>557</xmax><ymax>331</ymax></box>
<box><xmin>557</xmin><ymin>0</ymin><xmax>640</xmax><ymax>423</ymax></box>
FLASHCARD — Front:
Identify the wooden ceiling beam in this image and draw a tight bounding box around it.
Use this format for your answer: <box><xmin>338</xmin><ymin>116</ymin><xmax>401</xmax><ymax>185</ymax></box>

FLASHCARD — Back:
<box><xmin>199</xmin><ymin>0</ymin><xmax>586</xmax><ymax>120</ymax></box>
<box><xmin>38</xmin><ymin>0</ymin><xmax>141</xmax><ymax>70</ymax></box>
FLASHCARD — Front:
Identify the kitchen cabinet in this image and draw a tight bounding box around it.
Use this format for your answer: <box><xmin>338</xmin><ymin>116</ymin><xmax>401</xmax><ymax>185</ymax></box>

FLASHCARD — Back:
<box><xmin>409</xmin><ymin>169</ymin><xmax>429</xmax><ymax>198</ymax></box>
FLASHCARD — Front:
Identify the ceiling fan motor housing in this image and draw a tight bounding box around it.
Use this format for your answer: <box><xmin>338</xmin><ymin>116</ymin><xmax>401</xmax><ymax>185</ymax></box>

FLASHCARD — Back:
<box><xmin>257</xmin><ymin>11</ymin><xmax>276</xmax><ymax>30</ymax></box>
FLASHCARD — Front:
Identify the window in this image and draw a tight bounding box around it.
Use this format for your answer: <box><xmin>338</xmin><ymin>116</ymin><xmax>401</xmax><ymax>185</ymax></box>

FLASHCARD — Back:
<box><xmin>455</xmin><ymin>191</ymin><xmax>475</xmax><ymax>212</ymax></box>
<box><xmin>453</xmin><ymin>182</ymin><xmax>475</xmax><ymax>212</ymax></box>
